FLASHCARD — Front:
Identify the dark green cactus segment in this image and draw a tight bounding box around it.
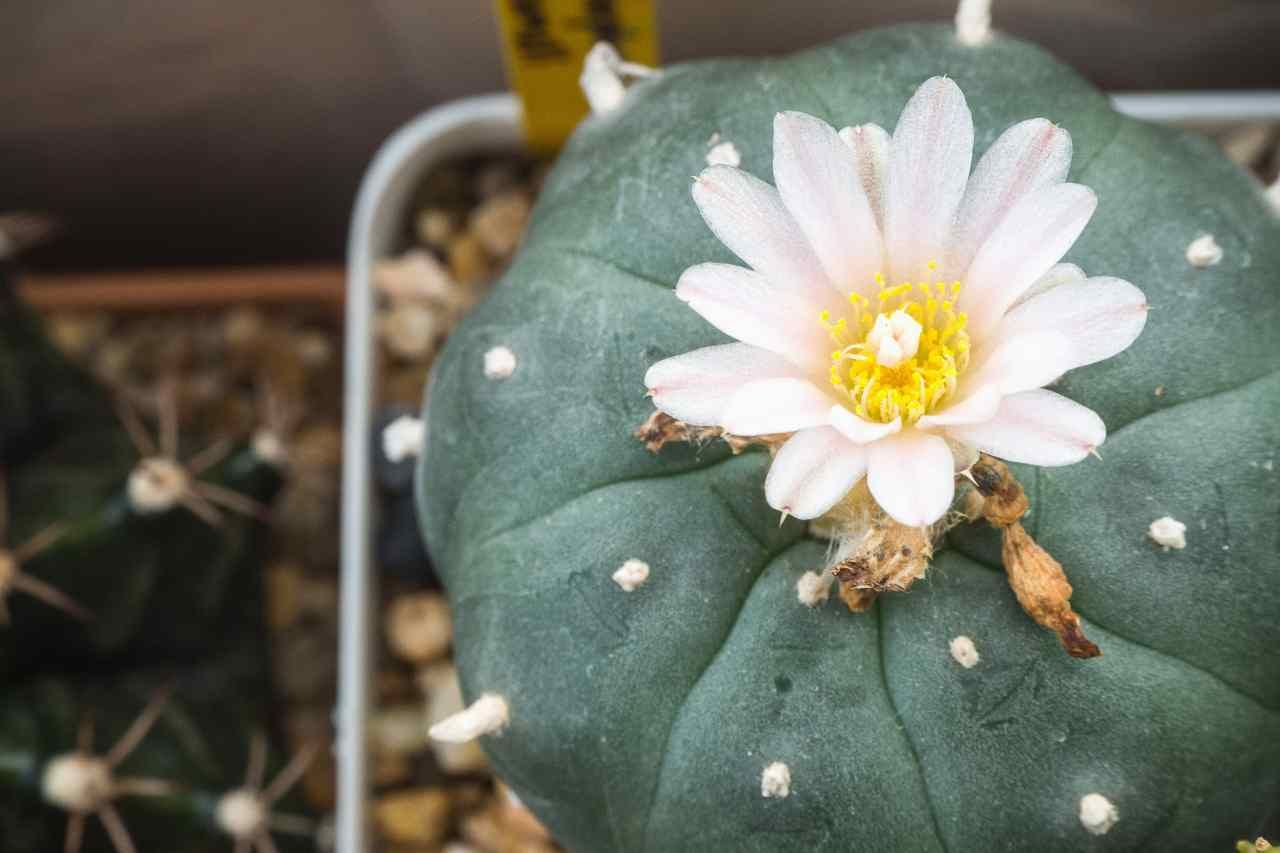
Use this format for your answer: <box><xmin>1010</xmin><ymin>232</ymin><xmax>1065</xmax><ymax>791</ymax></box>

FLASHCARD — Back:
<box><xmin>0</xmin><ymin>447</ymin><xmax>282</xmax><ymax>680</ymax></box>
<box><xmin>420</xmin><ymin>23</ymin><xmax>1280</xmax><ymax>852</ymax></box>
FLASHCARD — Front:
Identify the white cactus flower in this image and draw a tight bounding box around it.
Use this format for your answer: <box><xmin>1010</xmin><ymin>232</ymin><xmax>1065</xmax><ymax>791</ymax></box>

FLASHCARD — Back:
<box><xmin>646</xmin><ymin>77</ymin><xmax>1149</xmax><ymax>527</ymax></box>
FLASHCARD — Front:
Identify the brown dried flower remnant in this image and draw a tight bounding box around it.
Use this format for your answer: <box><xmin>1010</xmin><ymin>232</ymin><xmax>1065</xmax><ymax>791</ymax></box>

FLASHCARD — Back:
<box><xmin>633</xmin><ymin>411</ymin><xmax>783</xmax><ymax>456</ymax></box>
<box><xmin>971</xmin><ymin>455</ymin><xmax>1100</xmax><ymax>659</ymax></box>
<box><xmin>830</xmin><ymin>509</ymin><xmax>934</xmax><ymax>611</ymax></box>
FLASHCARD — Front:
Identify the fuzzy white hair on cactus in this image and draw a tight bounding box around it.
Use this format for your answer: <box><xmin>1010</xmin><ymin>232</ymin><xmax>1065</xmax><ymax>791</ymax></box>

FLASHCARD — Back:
<box><xmin>645</xmin><ymin>77</ymin><xmax>1149</xmax><ymax>528</ymax></box>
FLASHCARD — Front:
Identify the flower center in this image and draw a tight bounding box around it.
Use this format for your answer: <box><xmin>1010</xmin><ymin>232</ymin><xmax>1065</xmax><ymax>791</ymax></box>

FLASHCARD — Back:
<box><xmin>820</xmin><ymin>267</ymin><xmax>970</xmax><ymax>425</ymax></box>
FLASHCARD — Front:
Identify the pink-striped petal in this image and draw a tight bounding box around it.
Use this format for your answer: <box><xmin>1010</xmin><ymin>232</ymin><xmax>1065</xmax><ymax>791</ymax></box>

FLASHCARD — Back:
<box><xmin>773</xmin><ymin>111</ymin><xmax>883</xmax><ymax>296</ymax></box>
<box><xmin>765</xmin><ymin>427</ymin><xmax>868</xmax><ymax>519</ymax></box>
<box><xmin>719</xmin><ymin>377</ymin><xmax>835</xmax><ymax>436</ymax></box>
<box><xmin>691</xmin><ymin>165</ymin><xmax>833</xmax><ymax>304</ymax></box>
<box><xmin>944</xmin><ymin>389</ymin><xmax>1105</xmax><ymax>466</ymax></box>
<box><xmin>675</xmin><ymin>263</ymin><xmax>830</xmax><ymax>369</ymax></box>
<box><xmin>838</xmin><ymin>123</ymin><xmax>890</xmax><ymax>231</ymax></box>
<box><xmin>645</xmin><ymin>343</ymin><xmax>800</xmax><ymax>426</ymax></box>
<box><xmin>948</xmin><ymin>119</ymin><xmax>1072</xmax><ymax>277</ymax></box>
<box><xmin>830</xmin><ymin>405</ymin><xmax>901</xmax><ymax>443</ymax></box>
<box><xmin>995</xmin><ymin>276</ymin><xmax>1149</xmax><ymax>370</ymax></box>
<box><xmin>962</xmin><ymin>183</ymin><xmax>1097</xmax><ymax>341</ymax></box>
<box><xmin>884</xmin><ymin>77</ymin><xmax>974</xmax><ymax>283</ymax></box>
<box><xmin>866</xmin><ymin>430</ymin><xmax>956</xmax><ymax>527</ymax></box>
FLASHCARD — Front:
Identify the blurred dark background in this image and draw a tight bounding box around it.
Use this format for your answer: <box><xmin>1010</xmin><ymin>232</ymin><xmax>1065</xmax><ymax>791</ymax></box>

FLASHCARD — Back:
<box><xmin>3</xmin><ymin>0</ymin><xmax>1279</xmax><ymax>271</ymax></box>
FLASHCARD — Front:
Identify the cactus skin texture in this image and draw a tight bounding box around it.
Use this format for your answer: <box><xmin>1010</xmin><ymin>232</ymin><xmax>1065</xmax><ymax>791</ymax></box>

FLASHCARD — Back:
<box><xmin>0</xmin><ymin>263</ymin><xmax>305</xmax><ymax>847</ymax></box>
<box><xmin>418</xmin><ymin>23</ymin><xmax>1280</xmax><ymax>852</ymax></box>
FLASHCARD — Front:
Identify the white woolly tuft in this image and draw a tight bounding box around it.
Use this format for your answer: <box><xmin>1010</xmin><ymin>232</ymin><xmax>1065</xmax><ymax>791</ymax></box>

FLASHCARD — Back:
<box><xmin>42</xmin><ymin>754</ymin><xmax>112</xmax><ymax>812</ymax></box>
<box><xmin>760</xmin><ymin>762</ymin><xmax>792</xmax><ymax>798</ymax></box>
<box><xmin>216</xmin><ymin>789</ymin><xmax>267</xmax><ymax>838</ymax></box>
<box><xmin>795</xmin><ymin>571</ymin><xmax>831</xmax><ymax>607</ymax></box>
<box><xmin>955</xmin><ymin>0</ymin><xmax>993</xmax><ymax>46</ymax></box>
<box><xmin>579</xmin><ymin>42</ymin><xmax>656</xmax><ymax>116</ymax></box>
<box><xmin>1185</xmin><ymin>234</ymin><xmax>1223</xmax><ymax>268</ymax></box>
<box><xmin>949</xmin><ymin>635</ymin><xmax>980</xmax><ymax>668</ymax></box>
<box><xmin>127</xmin><ymin>457</ymin><xmax>188</xmax><ymax>514</ymax></box>
<box><xmin>429</xmin><ymin>693</ymin><xmax>509</xmax><ymax>743</ymax></box>
<box><xmin>1148</xmin><ymin>516</ymin><xmax>1187</xmax><ymax>551</ymax></box>
<box><xmin>483</xmin><ymin>345</ymin><xmax>518</xmax><ymax>380</ymax></box>
<box><xmin>1078</xmin><ymin>793</ymin><xmax>1119</xmax><ymax>835</ymax></box>
<box><xmin>612</xmin><ymin>559</ymin><xmax>651</xmax><ymax>591</ymax></box>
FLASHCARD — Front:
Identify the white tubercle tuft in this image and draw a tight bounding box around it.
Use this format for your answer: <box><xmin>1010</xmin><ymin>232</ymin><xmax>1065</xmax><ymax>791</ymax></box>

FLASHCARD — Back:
<box><xmin>1078</xmin><ymin>792</ymin><xmax>1119</xmax><ymax>835</ymax></box>
<box><xmin>127</xmin><ymin>457</ymin><xmax>188</xmax><ymax>514</ymax></box>
<box><xmin>612</xmin><ymin>558</ymin><xmax>651</xmax><ymax>591</ymax></box>
<box><xmin>795</xmin><ymin>571</ymin><xmax>831</xmax><ymax>607</ymax></box>
<box><xmin>1148</xmin><ymin>516</ymin><xmax>1187</xmax><ymax>551</ymax></box>
<box><xmin>579</xmin><ymin>42</ymin><xmax>656</xmax><ymax>116</ymax></box>
<box><xmin>760</xmin><ymin>761</ymin><xmax>792</xmax><ymax>798</ymax></box>
<box><xmin>429</xmin><ymin>693</ymin><xmax>509</xmax><ymax>743</ymax></box>
<box><xmin>42</xmin><ymin>753</ymin><xmax>113</xmax><ymax>812</ymax></box>
<box><xmin>949</xmin><ymin>635</ymin><xmax>981</xmax><ymax>668</ymax></box>
<box><xmin>706</xmin><ymin>135</ymin><xmax>742</xmax><ymax>167</ymax></box>
<box><xmin>955</xmin><ymin>0</ymin><xmax>993</xmax><ymax>46</ymax></box>
<box><xmin>382</xmin><ymin>415</ymin><xmax>426</xmax><ymax>463</ymax></box>
<box><xmin>1185</xmin><ymin>234</ymin><xmax>1223</xmax><ymax>268</ymax></box>
<box><xmin>483</xmin><ymin>345</ymin><xmax>518</xmax><ymax>380</ymax></box>
<box><xmin>216</xmin><ymin>788</ymin><xmax>267</xmax><ymax>838</ymax></box>
<box><xmin>251</xmin><ymin>428</ymin><xmax>287</xmax><ymax>466</ymax></box>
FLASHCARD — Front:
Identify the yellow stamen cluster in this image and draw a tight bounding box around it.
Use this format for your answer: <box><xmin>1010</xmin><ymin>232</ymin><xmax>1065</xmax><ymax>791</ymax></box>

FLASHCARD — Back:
<box><xmin>821</xmin><ymin>269</ymin><xmax>970</xmax><ymax>425</ymax></box>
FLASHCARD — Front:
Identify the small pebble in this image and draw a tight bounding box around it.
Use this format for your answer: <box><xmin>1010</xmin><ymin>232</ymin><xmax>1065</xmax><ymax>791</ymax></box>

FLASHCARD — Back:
<box><xmin>760</xmin><ymin>761</ymin><xmax>791</xmax><ymax>799</ymax></box>
<box><xmin>448</xmin><ymin>232</ymin><xmax>491</xmax><ymax>284</ymax></box>
<box><xmin>375</xmin><ymin>249</ymin><xmax>456</xmax><ymax>305</ymax></box>
<box><xmin>370</xmin><ymin>704</ymin><xmax>431</xmax><ymax>755</ymax></box>
<box><xmin>1185</xmin><ymin>234</ymin><xmax>1223</xmax><ymax>268</ymax></box>
<box><xmin>374</xmin><ymin>788</ymin><xmax>451</xmax><ymax>845</ymax></box>
<box><xmin>469</xmin><ymin>191</ymin><xmax>531</xmax><ymax>257</ymax></box>
<box><xmin>483</xmin><ymin>345</ymin><xmax>518</xmax><ymax>380</ymax></box>
<box><xmin>386</xmin><ymin>592</ymin><xmax>453</xmax><ymax>664</ymax></box>
<box><xmin>379</xmin><ymin>303</ymin><xmax>440</xmax><ymax>361</ymax></box>
<box><xmin>1078</xmin><ymin>792</ymin><xmax>1118</xmax><ymax>835</ymax></box>
<box><xmin>1148</xmin><ymin>516</ymin><xmax>1187</xmax><ymax>551</ymax></box>
<box><xmin>417</xmin><ymin>208</ymin><xmax>456</xmax><ymax>248</ymax></box>
<box><xmin>949</xmin><ymin>635</ymin><xmax>980</xmax><ymax>668</ymax></box>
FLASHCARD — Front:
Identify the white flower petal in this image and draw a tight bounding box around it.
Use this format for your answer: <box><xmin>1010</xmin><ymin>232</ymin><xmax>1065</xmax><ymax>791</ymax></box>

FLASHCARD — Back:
<box><xmin>1009</xmin><ymin>262</ymin><xmax>1085</xmax><ymax>311</ymax></box>
<box><xmin>719</xmin><ymin>377</ymin><xmax>835</xmax><ymax>436</ymax></box>
<box><xmin>645</xmin><ymin>343</ymin><xmax>800</xmax><ymax>426</ymax></box>
<box><xmin>968</xmin><ymin>331</ymin><xmax>1076</xmax><ymax>396</ymax></box>
<box><xmin>866</xmin><ymin>430</ymin><xmax>956</xmax><ymax>527</ymax></box>
<box><xmin>765</xmin><ymin>427</ymin><xmax>868</xmax><ymax>519</ymax></box>
<box><xmin>884</xmin><ymin>77</ymin><xmax>974</xmax><ymax>283</ymax></box>
<box><xmin>838</xmin><ymin>123</ymin><xmax>891</xmax><ymax>230</ymax></box>
<box><xmin>773</xmin><ymin>111</ymin><xmax>883</xmax><ymax>296</ymax></box>
<box><xmin>995</xmin><ymin>276</ymin><xmax>1149</xmax><ymax>370</ymax></box>
<box><xmin>916</xmin><ymin>384</ymin><xmax>1002</xmax><ymax>429</ymax></box>
<box><xmin>948</xmin><ymin>119</ymin><xmax>1072</xmax><ymax>277</ymax></box>
<box><xmin>830</xmin><ymin>405</ymin><xmax>901</xmax><ymax>443</ymax></box>
<box><xmin>944</xmin><ymin>389</ymin><xmax>1105</xmax><ymax>466</ymax></box>
<box><xmin>675</xmin><ymin>263</ymin><xmax>829</xmax><ymax>368</ymax></box>
<box><xmin>692</xmin><ymin>165</ymin><xmax>833</xmax><ymax>304</ymax></box>
<box><xmin>962</xmin><ymin>183</ymin><xmax>1098</xmax><ymax>341</ymax></box>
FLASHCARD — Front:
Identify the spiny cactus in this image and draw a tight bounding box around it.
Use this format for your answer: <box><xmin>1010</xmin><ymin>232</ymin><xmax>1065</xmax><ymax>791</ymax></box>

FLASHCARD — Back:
<box><xmin>419</xmin><ymin>22</ymin><xmax>1280</xmax><ymax>852</ymax></box>
<box><xmin>0</xmin><ymin>249</ymin><xmax>312</xmax><ymax>850</ymax></box>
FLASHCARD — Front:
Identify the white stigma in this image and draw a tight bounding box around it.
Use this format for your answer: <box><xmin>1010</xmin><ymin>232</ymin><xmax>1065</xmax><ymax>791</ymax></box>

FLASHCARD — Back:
<box><xmin>42</xmin><ymin>754</ymin><xmax>113</xmax><ymax>812</ymax></box>
<box><xmin>428</xmin><ymin>693</ymin><xmax>509</xmax><ymax>743</ymax></box>
<box><xmin>866</xmin><ymin>309</ymin><xmax>922</xmax><ymax>368</ymax></box>
<box><xmin>216</xmin><ymin>788</ymin><xmax>267</xmax><ymax>838</ymax></box>
<box><xmin>1148</xmin><ymin>516</ymin><xmax>1187</xmax><ymax>551</ymax></box>
<box><xmin>760</xmin><ymin>762</ymin><xmax>792</xmax><ymax>798</ymax></box>
<box><xmin>612</xmin><ymin>559</ymin><xmax>650</xmax><ymax>591</ymax></box>
<box><xmin>127</xmin><ymin>457</ymin><xmax>188</xmax><ymax>514</ymax></box>
<box><xmin>483</xmin><ymin>345</ymin><xmax>518</xmax><ymax>380</ymax></box>
<box><xmin>1185</xmin><ymin>234</ymin><xmax>1223</xmax><ymax>268</ymax></box>
<box><xmin>381</xmin><ymin>415</ymin><xmax>426</xmax><ymax>463</ymax></box>
<box><xmin>949</xmin><ymin>635</ymin><xmax>980</xmax><ymax>668</ymax></box>
<box><xmin>1078</xmin><ymin>792</ymin><xmax>1118</xmax><ymax>835</ymax></box>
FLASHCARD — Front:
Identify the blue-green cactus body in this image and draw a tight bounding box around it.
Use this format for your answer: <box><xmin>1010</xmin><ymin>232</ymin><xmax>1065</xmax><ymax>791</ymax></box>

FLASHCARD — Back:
<box><xmin>419</xmin><ymin>23</ymin><xmax>1280</xmax><ymax>851</ymax></box>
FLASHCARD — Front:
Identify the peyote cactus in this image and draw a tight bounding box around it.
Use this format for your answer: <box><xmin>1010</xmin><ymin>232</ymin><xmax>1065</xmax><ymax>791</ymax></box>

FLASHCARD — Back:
<box><xmin>419</xmin><ymin>23</ymin><xmax>1280</xmax><ymax>851</ymax></box>
<box><xmin>0</xmin><ymin>256</ymin><xmax>312</xmax><ymax>849</ymax></box>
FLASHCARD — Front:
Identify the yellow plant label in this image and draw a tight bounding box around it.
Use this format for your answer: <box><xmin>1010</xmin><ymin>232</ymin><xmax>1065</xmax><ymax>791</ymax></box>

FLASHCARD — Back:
<box><xmin>493</xmin><ymin>0</ymin><xmax>659</xmax><ymax>153</ymax></box>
